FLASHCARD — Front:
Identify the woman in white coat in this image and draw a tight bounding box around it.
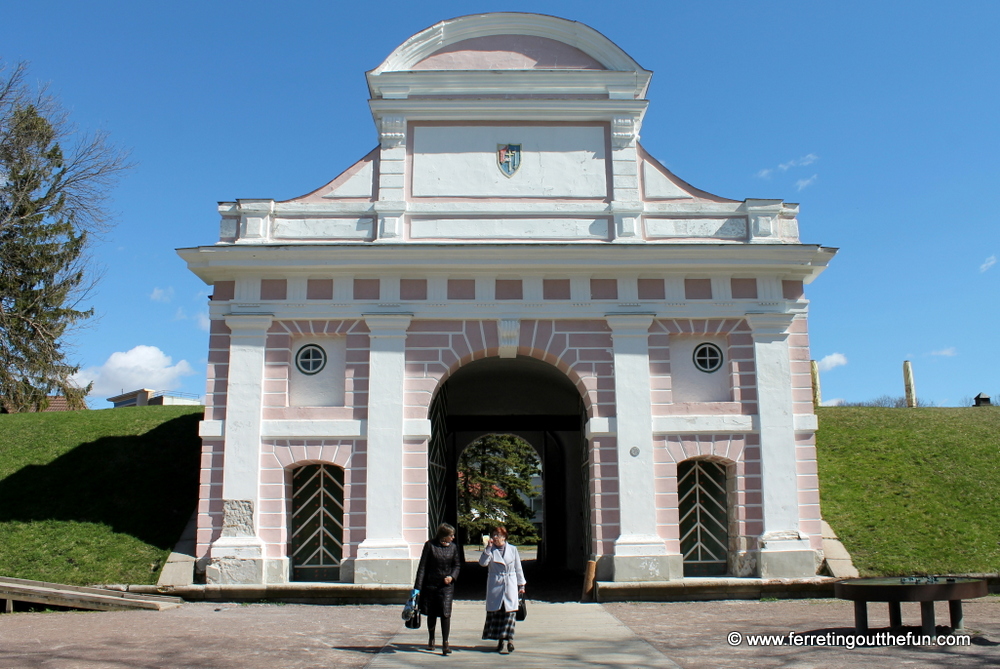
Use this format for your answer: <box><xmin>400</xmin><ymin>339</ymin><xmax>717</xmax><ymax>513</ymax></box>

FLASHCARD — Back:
<box><xmin>478</xmin><ymin>526</ymin><xmax>526</xmax><ymax>654</ymax></box>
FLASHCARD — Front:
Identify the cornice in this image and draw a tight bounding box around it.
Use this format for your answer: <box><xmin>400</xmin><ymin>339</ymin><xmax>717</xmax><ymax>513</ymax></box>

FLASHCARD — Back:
<box><xmin>367</xmin><ymin>70</ymin><xmax>649</xmax><ymax>100</ymax></box>
<box><xmin>368</xmin><ymin>98</ymin><xmax>648</xmax><ymax>123</ymax></box>
<box><xmin>178</xmin><ymin>243</ymin><xmax>837</xmax><ymax>282</ymax></box>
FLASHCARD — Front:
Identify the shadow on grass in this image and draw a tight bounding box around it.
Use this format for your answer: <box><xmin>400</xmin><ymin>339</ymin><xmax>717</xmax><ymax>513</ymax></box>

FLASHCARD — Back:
<box><xmin>0</xmin><ymin>413</ymin><xmax>201</xmax><ymax>550</ymax></box>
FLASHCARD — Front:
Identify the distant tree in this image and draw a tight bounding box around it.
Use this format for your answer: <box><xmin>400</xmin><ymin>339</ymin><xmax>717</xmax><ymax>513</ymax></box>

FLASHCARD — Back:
<box><xmin>841</xmin><ymin>395</ymin><xmax>936</xmax><ymax>408</ymax></box>
<box><xmin>0</xmin><ymin>61</ymin><xmax>130</xmax><ymax>412</ymax></box>
<box><xmin>457</xmin><ymin>433</ymin><xmax>541</xmax><ymax>545</ymax></box>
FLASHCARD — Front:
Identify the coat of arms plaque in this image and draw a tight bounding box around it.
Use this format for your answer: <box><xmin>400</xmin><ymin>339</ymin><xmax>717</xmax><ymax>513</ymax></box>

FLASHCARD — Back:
<box><xmin>497</xmin><ymin>144</ymin><xmax>521</xmax><ymax>177</ymax></box>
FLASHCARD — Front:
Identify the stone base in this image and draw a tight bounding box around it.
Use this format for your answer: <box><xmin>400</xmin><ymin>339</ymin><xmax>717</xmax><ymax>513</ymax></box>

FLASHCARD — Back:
<box><xmin>757</xmin><ymin>548</ymin><xmax>819</xmax><ymax>579</ymax></box>
<box><xmin>611</xmin><ymin>554</ymin><xmax>683</xmax><ymax>582</ymax></box>
<box><xmin>207</xmin><ymin>557</ymin><xmax>263</xmax><ymax>584</ymax></box>
<box><xmin>352</xmin><ymin>558</ymin><xmax>417</xmax><ymax>584</ymax></box>
<box><xmin>264</xmin><ymin>558</ymin><xmax>290</xmax><ymax>584</ymax></box>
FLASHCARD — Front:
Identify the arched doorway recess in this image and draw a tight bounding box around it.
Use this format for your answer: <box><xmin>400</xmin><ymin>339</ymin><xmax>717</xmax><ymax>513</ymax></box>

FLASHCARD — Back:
<box><xmin>677</xmin><ymin>458</ymin><xmax>731</xmax><ymax>577</ymax></box>
<box><xmin>289</xmin><ymin>463</ymin><xmax>345</xmax><ymax>582</ymax></box>
<box><xmin>428</xmin><ymin>356</ymin><xmax>589</xmax><ymax>582</ymax></box>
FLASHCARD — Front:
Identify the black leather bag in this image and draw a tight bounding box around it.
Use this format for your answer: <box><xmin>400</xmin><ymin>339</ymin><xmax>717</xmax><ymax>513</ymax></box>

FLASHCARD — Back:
<box><xmin>515</xmin><ymin>597</ymin><xmax>527</xmax><ymax>621</ymax></box>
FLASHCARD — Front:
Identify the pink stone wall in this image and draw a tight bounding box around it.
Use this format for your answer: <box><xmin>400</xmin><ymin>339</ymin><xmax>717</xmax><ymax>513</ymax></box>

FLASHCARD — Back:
<box><xmin>197</xmin><ymin>312</ymin><xmax>820</xmax><ymax>572</ymax></box>
<box><xmin>795</xmin><ymin>432</ymin><xmax>823</xmax><ymax>551</ymax></box>
<box><xmin>402</xmin><ymin>319</ymin><xmax>615</xmax><ymax>421</ymax></box>
<box><xmin>403</xmin><ymin>438</ymin><xmax>429</xmax><ymax>557</ymax></box>
<box><xmin>589</xmin><ymin>436</ymin><xmax>619</xmax><ymax>557</ymax></box>
<box><xmin>788</xmin><ymin>315</ymin><xmax>814</xmax><ymax>416</ymax></box>
<box><xmin>648</xmin><ymin>319</ymin><xmax>757</xmax><ymax>416</ymax></box>
<box><xmin>194</xmin><ymin>438</ymin><xmax>224</xmax><ymax>564</ymax></box>
<box><xmin>652</xmin><ymin>434</ymin><xmax>759</xmax><ymax>552</ymax></box>
<box><xmin>205</xmin><ymin>320</ymin><xmax>231</xmax><ymax>422</ymax></box>
<box><xmin>259</xmin><ymin>440</ymin><xmax>363</xmax><ymax>560</ymax></box>
<box><xmin>262</xmin><ymin>320</ymin><xmax>370</xmax><ymax>420</ymax></box>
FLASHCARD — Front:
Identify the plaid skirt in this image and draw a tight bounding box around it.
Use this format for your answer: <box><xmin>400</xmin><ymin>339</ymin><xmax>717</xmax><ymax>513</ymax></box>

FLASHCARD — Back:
<box><xmin>482</xmin><ymin>609</ymin><xmax>517</xmax><ymax>640</ymax></box>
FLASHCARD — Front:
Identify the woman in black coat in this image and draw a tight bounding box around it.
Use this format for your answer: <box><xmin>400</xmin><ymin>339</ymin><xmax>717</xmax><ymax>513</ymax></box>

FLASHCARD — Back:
<box><xmin>414</xmin><ymin>523</ymin><xmax>463</xmax><ymax>655</ymax></box>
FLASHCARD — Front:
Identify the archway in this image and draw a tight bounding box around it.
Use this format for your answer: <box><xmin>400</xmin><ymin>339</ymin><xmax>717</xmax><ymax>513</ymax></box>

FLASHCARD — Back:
<box><xmin>428</xmin><ymin>356</ymin><xmax>589</xmax><ymax>596</ymax></box>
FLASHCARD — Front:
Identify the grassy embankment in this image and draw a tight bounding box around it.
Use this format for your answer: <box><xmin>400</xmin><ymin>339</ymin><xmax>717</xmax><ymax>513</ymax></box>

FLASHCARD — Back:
<box><xmin>816</xmin><ymin>406</ymin><xmax>1000</xmax><ymax>576</ymax></box>
<box><xmin>0</xmin><ymin>406</ymin><xmax>201</xmax><ymax>585</ymax></box>
<box><xmin>0</xmin><ymin>405</ymin><xmax>997</xmax><ymax>585</ymax></box>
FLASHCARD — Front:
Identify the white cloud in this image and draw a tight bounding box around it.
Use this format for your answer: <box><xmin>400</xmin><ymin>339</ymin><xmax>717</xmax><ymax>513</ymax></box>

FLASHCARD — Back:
<box><xmin>796</xmin><ymin>174</ymin><xmax>818</xmax><ymax>191</ymax></box>
<box><xmin>821</xmin><ymin>398</ymin><xmax>845</xmax><ymax>407</ymax></box>
<box><xmin>980</xmin><ymin>255</ymin><xmax>996</xmax><ymax>273</ymax></box>
<box><xmin>72</xmin><ymin>345</ymin><xmax>195</xmax><ymax>398</ymax></box>
<box><xmin>757</xmin><ymin>154</ymin><xmax>818</xmax><ymax>179</ymax></box>
<box><xmin>172</xmin><ymin>307</ymin><xmax>210</xmax><ymax>331</ymax></box>
<box><xmin>150</xmin><ymin>287</ymin><xmax>174</xmax><ymax>302</ymax></box>
<box><xmin>929</xmin><ymin>347</ymin><xmax>957</xmax><ymax>357</ymax></box>
<box><xmin>818</xmin><ymin>353</ymin><xmax>847</xmax><ymax>372</ymax></box>
<box><xmin>817</xmin><ymin>352</ymin><xmax>848</xmax><ymax>372</ymax></box>
<box><xmin>779</xmin><ymin>153</ymin><xmax>819</xmax><ymax>170</ymax></box>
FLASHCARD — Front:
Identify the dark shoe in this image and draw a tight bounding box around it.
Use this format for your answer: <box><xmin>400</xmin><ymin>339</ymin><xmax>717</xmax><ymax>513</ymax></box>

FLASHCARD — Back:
<box><xmin>427</xmin><ymin>636</ymin><xmax>435</xmax><ymax>651</ymax></box>
<box><xmin>507</xmin><ymin>641</ymin><xmax>515</xmax><ymax>653</ymax></box>
<box><xmin>442</xmin><ymin>642</ymin><xmax>451</xmax><ymax>655</ymax></box>
<box><xmin>496</xmin><ymin>640</ymin><xmax>505</xmax><ymax>653</ymax></box>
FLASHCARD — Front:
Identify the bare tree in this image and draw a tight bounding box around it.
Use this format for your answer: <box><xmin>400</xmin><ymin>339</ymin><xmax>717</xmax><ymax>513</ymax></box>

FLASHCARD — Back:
<box><xmin>0</xmin><ymin>61</ymin><xmax>132</xmax><ymax>412</ymax></box>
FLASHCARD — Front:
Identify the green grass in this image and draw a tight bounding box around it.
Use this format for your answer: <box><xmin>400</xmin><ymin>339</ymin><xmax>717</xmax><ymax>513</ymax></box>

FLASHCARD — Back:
<box><xmin>0</xmin><ymin>406</ymin><xmax>202</xmax><ymax>585</ymax></box>
<box><xmin>816</xmin><ymin>406</ymin><xmax>1000</xmax><ymax>576</ymax></box>
<box><xmin>2</xmin><ymin>404</ymin><xmax>998</xmax><ymax>585</ymax></box>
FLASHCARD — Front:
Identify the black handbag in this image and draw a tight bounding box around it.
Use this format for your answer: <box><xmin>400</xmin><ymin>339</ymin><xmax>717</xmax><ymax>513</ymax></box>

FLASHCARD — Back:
<box><xmin>515</xmin><ymin>597</ymin><xmax>527</xmax><ymax>621</ymax></box>
<box><xmin>404</xmin><ymin>611</ymin><xmax>422</xmax><ymax>629</ymax></box>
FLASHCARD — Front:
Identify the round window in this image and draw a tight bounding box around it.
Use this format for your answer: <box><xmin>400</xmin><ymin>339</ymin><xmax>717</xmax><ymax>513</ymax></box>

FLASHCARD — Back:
<box><xmin>295</xmin><ymin>344</ymin><xmax>326</xmax><ymax>375</ymax></box>
<box><xmin>692</xmin><ymin>343</ymin><xmax>723</xmax><ymax>373</ymax></box>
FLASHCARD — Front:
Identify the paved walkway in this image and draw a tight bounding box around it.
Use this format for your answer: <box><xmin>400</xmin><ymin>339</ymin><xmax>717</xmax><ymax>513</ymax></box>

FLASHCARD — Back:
<box><xmin>369</xmin><ymin>601</ymin><xmax>680</xmax><ymax>668</ymax></box>
<box><xmin>0</xmin><ymin>597</ymin><xmax>997</xmax><ymax>668</ymax></box>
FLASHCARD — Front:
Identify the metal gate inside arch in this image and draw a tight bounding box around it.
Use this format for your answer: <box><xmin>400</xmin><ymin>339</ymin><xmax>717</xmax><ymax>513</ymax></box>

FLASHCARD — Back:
<box><xmin>678</xmin><ymin>460</ymin><xmax>729</xmax><ymax>576</ymax></box>
<box><xmin>290</xmin><ymin>464</ymin><xmax>345</xmax><ymax>582</ymax></box>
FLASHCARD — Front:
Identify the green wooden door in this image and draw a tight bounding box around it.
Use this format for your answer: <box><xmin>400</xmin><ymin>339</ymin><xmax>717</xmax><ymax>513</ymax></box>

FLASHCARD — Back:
<box><xmin>290</xmin><ymin>464</ymin><xmax>344</xmax><ymax>582</ymax></box>
<box><xmin>678</xmin><ymin>460</ymin><xmax>728</xmax><ymax>576</ymax></box>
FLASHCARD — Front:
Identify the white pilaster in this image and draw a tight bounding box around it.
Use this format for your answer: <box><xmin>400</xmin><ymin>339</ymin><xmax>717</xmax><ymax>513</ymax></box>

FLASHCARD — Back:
<box><xmin>607</xmin><ymin>314</ymin><xmax>678</xmax><ymax>581</ymax></box>
<box><xmin>747</xmin><ymin>312</ymin><xmax>817</xmax><ymax>578</ymax></box>
<box><xmin>207</xmin><ymin>313</ymin><xmax>272</xmax><ymax>584</ymax></box>
<box><xmin>375</xmin><ymin>114</ymin><xmax>406</xmax><ymax>242</ymax></box>
<box><xmin>355</xmin><ymin>313</ymin><xmax>414</xmax><ymax>583</ymax></box>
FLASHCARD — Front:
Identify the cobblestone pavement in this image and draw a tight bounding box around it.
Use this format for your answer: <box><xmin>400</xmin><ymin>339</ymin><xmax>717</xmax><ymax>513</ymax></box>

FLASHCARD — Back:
<box><xmin>605</xmin><ymin>597</ymin><xmax>1000</xmax><ymax>668</ymax></box>
<box><xmin>0</xmin><ymin>597</ymin><xmax>997</xmax><ymax>668</ymax></box>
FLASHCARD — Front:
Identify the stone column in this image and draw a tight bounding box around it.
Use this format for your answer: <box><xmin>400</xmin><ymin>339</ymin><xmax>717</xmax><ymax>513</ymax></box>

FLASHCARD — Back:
<box><xmin>607</xmin><ymin>314</ymin><xmax>678</xmax><ymax>581</ymax></box>
<box><xmin>208</xmin><ymin>314</ymin><xmax>273</xmax><ymax>584</ymax></box>
<box><xmin>747</xmin><ymin>313</ymin><xmax>817</xmax><ymax>578</ymax></box>
<box><xmin>355</xmin><ymin>314</ymin><xmax>413</xmax><ymax>583</ymax></box>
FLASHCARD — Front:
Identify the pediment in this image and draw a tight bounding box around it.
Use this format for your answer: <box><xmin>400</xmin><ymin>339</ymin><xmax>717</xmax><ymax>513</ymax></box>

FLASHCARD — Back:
<box><xmin>412</xmin><ymin>35</ymin><xmax>605</xmax><ymax>71</ymax></box>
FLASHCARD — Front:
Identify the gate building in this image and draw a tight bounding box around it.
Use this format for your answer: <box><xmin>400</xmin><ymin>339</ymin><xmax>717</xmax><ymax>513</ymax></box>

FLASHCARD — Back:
<box><xmin>179</xmin><ymin>13</ymin><xmax>836</xmax><ymax>585</ymax></box>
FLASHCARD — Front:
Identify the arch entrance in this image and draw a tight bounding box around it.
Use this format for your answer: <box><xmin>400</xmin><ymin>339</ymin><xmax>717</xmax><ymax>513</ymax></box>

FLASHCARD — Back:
<box><xmin>428</xmin><ymin>356</ymin><xmax>589</xmax><ymax>593</ymax></box>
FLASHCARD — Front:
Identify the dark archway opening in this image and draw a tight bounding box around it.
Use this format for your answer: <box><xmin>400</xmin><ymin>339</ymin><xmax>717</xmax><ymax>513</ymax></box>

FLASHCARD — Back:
<box><xmin>428</xmin><ymin>356</ymin><xmax>588</xmax><ymax>601</ymax></box>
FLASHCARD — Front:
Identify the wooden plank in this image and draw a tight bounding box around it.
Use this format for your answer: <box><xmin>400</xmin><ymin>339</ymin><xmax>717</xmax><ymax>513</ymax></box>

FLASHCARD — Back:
<box><xmin>0</xmin><ymin>576</ymin><xmax>183</xmax><ymax>612</ymax></box>
<box><xmin>0</xmin><ymin>577</ymin><xmax>182</xmax><ymax>604</ymax></box>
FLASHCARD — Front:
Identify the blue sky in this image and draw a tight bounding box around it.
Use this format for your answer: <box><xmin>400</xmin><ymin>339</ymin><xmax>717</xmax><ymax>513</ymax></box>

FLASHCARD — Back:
<box><xmin>4</xmin><ymin>1</ymin><xmax>998</xmax><ymax>408</ymax></box>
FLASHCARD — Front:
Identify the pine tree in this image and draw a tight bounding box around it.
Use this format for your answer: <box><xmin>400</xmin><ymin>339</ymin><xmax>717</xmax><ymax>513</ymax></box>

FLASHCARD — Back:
<box><xmin>0</xmin><ymin>62</ymin><xmax>129</xmax><ymax>411</ymax></box>
<box><xmin>457</xmin><ymin>433</ymin><xmax>541</xmax><ymax>545</ymax></box>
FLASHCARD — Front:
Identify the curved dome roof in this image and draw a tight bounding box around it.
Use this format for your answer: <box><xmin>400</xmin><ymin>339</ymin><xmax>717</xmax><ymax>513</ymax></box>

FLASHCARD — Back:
<box><xmin>371</xmin><ymin>13</ymin><xmax>646</xmax><ymax>74</ymax></box>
